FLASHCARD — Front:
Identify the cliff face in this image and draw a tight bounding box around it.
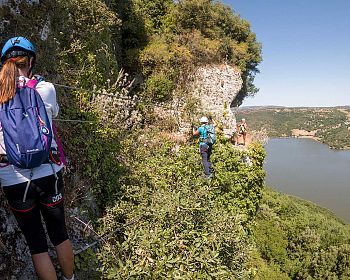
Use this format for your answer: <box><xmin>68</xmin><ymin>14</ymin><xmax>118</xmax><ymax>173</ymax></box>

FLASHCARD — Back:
<box><xmin>154</xmin><ymin>64</ymin><xmax>242</xmax><ymax>138</ymax></box>
<box><xmin>0</xmin><ymin>198</ymin><xmax>36</xmax><ymax>279</ymax></box>
<box><xmin>192</xmin><ymin>64</ymin><xmax>242</xmax><ymax>137</ymax></box>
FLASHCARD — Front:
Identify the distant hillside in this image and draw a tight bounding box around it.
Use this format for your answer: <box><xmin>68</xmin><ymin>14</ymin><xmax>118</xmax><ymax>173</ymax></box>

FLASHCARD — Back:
<box><xmin>236</xmin><ymin>107</ymin><xmax>350</xmax><ymax>149</ymax></box>
<box><xmin>238</xmin><ymin>105</ymin><xmax>350</xmax><ymax>111</ymax></box>
<box><xmin>250</xmin><ymin>188</ymin><xmax>350</xmax><ymax>280</ymax></box>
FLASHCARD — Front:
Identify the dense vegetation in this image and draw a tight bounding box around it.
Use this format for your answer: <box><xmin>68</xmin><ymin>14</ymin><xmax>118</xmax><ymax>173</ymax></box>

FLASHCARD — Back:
<box><xmin>251</xmin><ymin>188</ymin><xmax>350</xmax><ymax>280</ymax></box>
<box><xmin>2</xmin><ymin>1</ymin><xmax>350</xmax><ymax>279</ymax></box>
<box><xmin>93</xmin><ymin>137</ymin><xmax>266</xmax><ymax>279</ymax></box>
<box><xmin>1</xmin><ymin>0</ymin><xmax>263</xmax><ymax>207</ymax></box>
<box><xmin>237</xmin><ymin>107</ymin><xmax>350</xmax><ymax>149</ymax></box>
<box><xmin>87</xmin><ymin>133</ymin><xmax>350</xmax><ymax>280</ymax></box>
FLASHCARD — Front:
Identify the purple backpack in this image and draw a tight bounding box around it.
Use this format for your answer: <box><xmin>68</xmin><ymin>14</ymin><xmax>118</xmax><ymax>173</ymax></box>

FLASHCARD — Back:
<box><xmin>0</xmin><ymin>79</ymin><xmax>52</xmax><ymax>168</ymax></box>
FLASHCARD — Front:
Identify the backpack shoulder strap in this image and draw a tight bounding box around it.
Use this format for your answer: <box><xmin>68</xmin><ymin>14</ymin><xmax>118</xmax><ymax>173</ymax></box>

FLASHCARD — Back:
<box><xmin>52</xmin><ymin>121</ymin><xmax>67</xmax><ymax>166</ymax></box>
<box><xmin>205</xmin><ymin>124</ymin><xmax>213</xmax><ymax>133</ymax></box>
<box><xmin>25</xmin><ymin>79</ymin><xmax>39</xmax><ymax>89</ymax></box>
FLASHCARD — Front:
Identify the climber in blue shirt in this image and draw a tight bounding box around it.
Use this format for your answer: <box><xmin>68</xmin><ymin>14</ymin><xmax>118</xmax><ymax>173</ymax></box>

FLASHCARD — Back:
<box><xmin>192</xmin><ymin>116</ymin><xmax>214</xmax><ymax>179</ymax></box>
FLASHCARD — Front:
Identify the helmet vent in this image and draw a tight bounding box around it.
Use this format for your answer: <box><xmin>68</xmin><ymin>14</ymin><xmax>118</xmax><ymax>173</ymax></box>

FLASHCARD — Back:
<box><xmin>12</xmin><ymin>39</ymin><xmax>20</xmax><ymax>45</ymax></box>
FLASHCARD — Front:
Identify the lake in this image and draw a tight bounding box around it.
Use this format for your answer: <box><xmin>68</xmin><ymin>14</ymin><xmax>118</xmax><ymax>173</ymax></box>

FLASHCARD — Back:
<box><xmin>264</xmin><ymin>138</ymin><xmax>350</xmax><ymax>223</ymax></box>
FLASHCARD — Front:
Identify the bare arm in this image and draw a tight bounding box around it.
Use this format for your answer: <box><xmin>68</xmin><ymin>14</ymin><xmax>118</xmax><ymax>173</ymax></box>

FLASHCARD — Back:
<box><xmin>193</xmin><ymin>127</ymin><xmax>199</xmax><ymax>136</ymax></box>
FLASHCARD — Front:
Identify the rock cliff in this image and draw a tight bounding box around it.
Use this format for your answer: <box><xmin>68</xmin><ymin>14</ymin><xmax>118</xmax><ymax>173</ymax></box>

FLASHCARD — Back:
<box><xmin>0</xmin><ymin>197</ymin><xmax>36</xmax><ymax>279</ymax></box>
<box><xmin>154</xmin><ymin>63</ymin><xmax>243</xmax><ymax>138</ymax></box>
<box><xmin>192</xmin><ymin>64</ymin><xmax>242</xmax><ymax>137</ymax></box>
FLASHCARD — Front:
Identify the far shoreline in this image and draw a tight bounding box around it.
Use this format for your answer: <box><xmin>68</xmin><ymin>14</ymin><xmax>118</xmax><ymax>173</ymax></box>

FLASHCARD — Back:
<box><xmin>264</xmin><ymin>137</ymin><xmax>350</xmax><ymax>223</ymax></box>
<box><xmin>264</xmin><ymin>135</ymin><xmax>350</xmax><ymax>151</ymax></box>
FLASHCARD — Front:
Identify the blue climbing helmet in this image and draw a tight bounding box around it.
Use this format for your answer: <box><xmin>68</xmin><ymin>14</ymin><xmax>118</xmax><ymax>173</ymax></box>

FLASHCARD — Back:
<box><xmin>1</xmin><ymin>36</ymin><xmax>36</xmax><ymax>63</ymax></box>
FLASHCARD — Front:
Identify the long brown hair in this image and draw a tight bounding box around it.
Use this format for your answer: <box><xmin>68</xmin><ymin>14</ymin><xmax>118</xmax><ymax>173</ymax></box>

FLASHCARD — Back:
<box><xmin>0</xmin><ymin>56</ymin><xmax>30</xmax><ymax>104</ymax></box>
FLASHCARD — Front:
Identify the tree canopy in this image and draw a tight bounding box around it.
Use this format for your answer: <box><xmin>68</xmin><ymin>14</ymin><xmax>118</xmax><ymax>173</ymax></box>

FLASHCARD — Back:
<box><xmin>112</xmin><ymin>0</ymin><xmax>262</xmax><ymax>105</ymax></box>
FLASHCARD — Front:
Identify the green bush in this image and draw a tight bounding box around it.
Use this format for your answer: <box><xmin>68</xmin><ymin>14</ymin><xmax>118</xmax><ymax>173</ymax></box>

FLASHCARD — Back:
<box><xmin>251</xmin><ymin>188</ymin><xmax>350</xmax><ymax>279</ymax></box>
<box><xmin>95</xmin><ymin>135</ymin><xmax>266</xmax><ymax>279</ymax></box>
<box><xmin>145</xmin><ymin>75</ymin><xmax>175</xmax><ymax>102</ymax></box>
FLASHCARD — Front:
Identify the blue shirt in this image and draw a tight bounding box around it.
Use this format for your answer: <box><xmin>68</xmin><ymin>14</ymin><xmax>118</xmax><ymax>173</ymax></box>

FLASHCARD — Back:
<box><xmin>198</xmin><ymin>125</ymin><xmax>208</xmax><ymax>145</ymax></box>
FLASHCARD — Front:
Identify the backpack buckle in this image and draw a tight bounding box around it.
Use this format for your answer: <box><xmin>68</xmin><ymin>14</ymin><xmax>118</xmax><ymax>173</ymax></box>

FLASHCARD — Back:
<box><xmin>0</xmin><ymin>154</ymin><xmax>8</xmax><ymax>163</ymax></box>
<box><xmin>49</xmin><ymin>148</ymin><xmax>62</xmax><ymax>165</ymax></box>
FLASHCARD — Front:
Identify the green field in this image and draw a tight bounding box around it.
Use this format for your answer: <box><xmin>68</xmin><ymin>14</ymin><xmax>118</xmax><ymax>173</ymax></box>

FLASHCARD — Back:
<box><xmin>236</xmin><ymin>107</ymin><xmax>350</xmax><ymax>149</ymax></box>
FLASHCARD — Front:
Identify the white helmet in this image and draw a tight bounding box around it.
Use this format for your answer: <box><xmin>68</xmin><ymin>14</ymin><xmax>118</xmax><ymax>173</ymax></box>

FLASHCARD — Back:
<box><xmin>200</xmin><ymin>116</ymin><xmax>209</xmax><ymax>123</ymax></box>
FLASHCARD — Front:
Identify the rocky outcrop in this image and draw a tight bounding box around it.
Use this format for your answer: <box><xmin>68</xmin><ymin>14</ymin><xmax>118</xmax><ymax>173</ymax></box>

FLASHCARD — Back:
<box><xmin>192</xmin><ymin>64</ymin><xmax>242</xmax><ymax>138</ymax></box>
<box><xmin>154</xmin><ymin>64</ymin><xmax>243</xmax><ymax>139</ymax></box>
<box><xmin>0</xmin><ymin>195</ymin><xmax>36</xmax><ymax>279</ymax></box>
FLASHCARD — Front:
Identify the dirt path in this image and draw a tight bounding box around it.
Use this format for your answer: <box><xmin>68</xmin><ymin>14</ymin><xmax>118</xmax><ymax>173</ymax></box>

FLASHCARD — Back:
<box><xmin>235</xmin><ymin>133</ymin><xmax>252</xmax><ymax>146</ymax></box>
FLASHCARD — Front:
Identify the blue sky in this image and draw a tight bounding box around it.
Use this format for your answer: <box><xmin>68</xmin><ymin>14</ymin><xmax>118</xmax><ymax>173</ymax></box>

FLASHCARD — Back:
<box><xmin>223</xmin><ymin>0</ymin><xmax>350</xmax><ymax>107</ymax></box>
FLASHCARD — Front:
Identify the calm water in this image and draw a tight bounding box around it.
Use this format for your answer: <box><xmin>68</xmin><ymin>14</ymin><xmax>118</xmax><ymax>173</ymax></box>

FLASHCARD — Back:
<box><xmin>264</xmin><ymin>138</ymin><xmax>350</xmax><ymax>223</ymax></box>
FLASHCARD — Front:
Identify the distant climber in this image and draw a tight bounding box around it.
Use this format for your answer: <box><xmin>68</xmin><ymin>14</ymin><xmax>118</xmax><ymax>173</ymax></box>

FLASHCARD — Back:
<box><xmin>0</xmin><ymin>37</ymin><xmax>75</xmax><ymax>280</ymax></box>
<box><xmin>192</xmin><ymin>116</ymin><xmax>216</xmax><ymax>179</ymax></box>
<box><xmin>236</xmin><ymin>118</ymin><xmax>248</xmax><ymax>146</ymax></box>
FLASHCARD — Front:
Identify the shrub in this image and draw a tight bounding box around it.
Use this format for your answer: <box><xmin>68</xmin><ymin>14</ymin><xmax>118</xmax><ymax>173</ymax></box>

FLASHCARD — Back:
<box><xmin>95</xmin><ymin>134</ymin><xmax>266</xmax><ymax>279</ymax></box>
<box><xmin>145</xmin><ymin>75</ymin><xmax>175</xmax><ymax>102</ymax></box>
